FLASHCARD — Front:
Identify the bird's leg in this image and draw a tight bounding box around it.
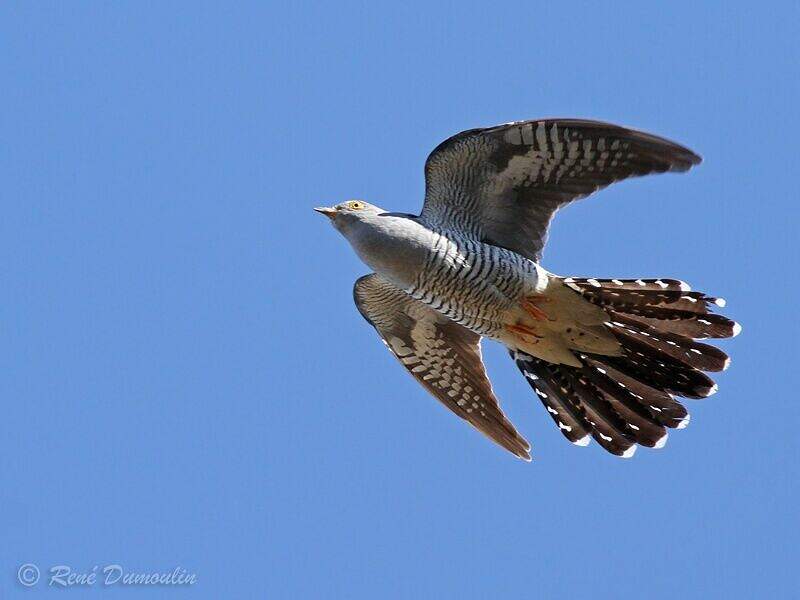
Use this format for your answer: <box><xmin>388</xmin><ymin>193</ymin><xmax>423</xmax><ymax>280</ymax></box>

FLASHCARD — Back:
<box><xmin>521</xmin><ymin>295</ymin><xmax>554</xmax><ymax>321</ymax></box>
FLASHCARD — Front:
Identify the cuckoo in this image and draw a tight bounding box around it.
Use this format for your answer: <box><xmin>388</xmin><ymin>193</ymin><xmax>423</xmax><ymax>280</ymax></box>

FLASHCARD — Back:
<box><xmin>315</xmin><ymin>119</ymin><xmax>739</xmax><ymax>460</ymax></box>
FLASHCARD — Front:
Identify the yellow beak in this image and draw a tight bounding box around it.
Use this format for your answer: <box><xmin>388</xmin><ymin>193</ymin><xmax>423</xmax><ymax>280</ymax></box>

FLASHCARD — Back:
<box><xmin>313</xmin><ymin>206</ymin><xmax>337</xmax><ymax>218</ymax></box>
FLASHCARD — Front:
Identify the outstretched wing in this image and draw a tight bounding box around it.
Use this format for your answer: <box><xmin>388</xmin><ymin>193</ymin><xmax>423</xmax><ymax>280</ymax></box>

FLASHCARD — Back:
<box><xmin>421</xmin><ymin>119</ymin><xmax>701</xmax><ymax>261</ymax></box>
<box><xmin>354</xmin><ymin>273</ymin><xmax>530</xmax><ymax>460</ymax></box>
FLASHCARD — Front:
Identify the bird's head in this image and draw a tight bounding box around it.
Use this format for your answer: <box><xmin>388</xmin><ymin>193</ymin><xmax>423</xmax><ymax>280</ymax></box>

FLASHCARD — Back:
<box><xmin>314</xmin><ymin>200</ymin><xmax>385</xmax><ymax>233</ymax></box>
<box><xmin>314</xmin><ymin>200</ymin><xmax>427</xmax><ymax>290</ymax></box>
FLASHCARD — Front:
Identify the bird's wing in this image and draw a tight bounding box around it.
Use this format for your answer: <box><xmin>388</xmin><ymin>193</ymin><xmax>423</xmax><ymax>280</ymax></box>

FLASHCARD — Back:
<box><xmin>421</xmin><ymin>119</ymin><xmax>701</xmax><ymax>261</ymax></box>
<box><xmin>354</xmin><ymin>273</ymin><xmax>531</xmax><ymax>460</ymax></box>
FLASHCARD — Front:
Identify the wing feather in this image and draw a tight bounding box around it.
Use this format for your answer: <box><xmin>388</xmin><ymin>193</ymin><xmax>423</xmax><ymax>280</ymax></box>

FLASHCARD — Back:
<box><xmin>422</xmin><ymin>119</ymin><xmax>701</xmax><ymax>260</ymax></box>
<box><xmin>354</xmin><ymin>273</ymin><xmax>531</xmax><ymax>460</ymax></box>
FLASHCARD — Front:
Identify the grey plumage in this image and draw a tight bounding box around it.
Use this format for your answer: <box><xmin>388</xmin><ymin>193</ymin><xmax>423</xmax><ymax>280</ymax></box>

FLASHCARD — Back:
<box><xmin>422</xmin><ymin>119</ymin><xmax>701</xmax><ymax>261</ymax></box>
<box><xmin>316</xmin><ymin>119</ymin><xmax>738</xmax><ymax>460</ymax></box>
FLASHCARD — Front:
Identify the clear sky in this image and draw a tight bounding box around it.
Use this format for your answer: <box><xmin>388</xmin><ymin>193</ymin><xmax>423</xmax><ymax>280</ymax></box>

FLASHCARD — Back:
<box><xmin>1</xmin><ymin>2</ymin><xmax>797</xmax><ymax>598</ymax></box>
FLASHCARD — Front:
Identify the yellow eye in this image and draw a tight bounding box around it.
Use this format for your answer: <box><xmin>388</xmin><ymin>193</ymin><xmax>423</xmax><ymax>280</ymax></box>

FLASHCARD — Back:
<box><xmin>347</xmin><ymin>201</ymin><xmax>365</xmax><ymax>210</ymax></box>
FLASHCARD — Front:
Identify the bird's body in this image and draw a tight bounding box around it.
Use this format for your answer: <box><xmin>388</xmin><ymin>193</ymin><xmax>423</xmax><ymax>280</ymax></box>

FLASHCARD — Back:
<box><xmin>317</xmin><ymin>118</ymin><xmax>739</xmax><ymax>460</ymax></box>
<box><xmin>346</xmin><ymin>214</ymin><xmax>616</xmax><ymax>365</ymax></box>
<box><xmin>346</xmin><ymin>214</ymin><xmax>533</xmax><ymax>334</ymax></box>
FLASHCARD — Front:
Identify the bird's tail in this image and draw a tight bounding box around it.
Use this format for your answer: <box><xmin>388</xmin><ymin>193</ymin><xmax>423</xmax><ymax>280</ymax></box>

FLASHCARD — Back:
<box><xmin>510</xmin><ymin>277</ymin><xmax>740</xmax><ymax>457</ymax></box>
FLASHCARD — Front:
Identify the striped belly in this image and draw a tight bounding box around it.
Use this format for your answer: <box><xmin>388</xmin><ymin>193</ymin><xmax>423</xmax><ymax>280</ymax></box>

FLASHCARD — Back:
<box><xmin>405</xmin><ymin>232</ymin><xmax>536</xmax><ymax>336</ymax></box>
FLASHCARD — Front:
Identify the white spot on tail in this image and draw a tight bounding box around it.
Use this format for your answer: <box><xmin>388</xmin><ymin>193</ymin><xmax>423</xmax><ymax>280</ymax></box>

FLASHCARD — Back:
<box><xmin>732</xmin><ymin>322</ymin><xmax>742</xmax><ymax>337</ymax></box>
<box><xmin>713</xmin><ymin>297</ymin><xmax>727</xmax><ymax>307</ymax></box>
<box><xmin>653</xmin><ymin>432</ymin><xmax>669</xmax><ymax>449</ymax></box>
<box><xmin>723</xmin><ymin>356</ymin><xmax>731</xmax><ymax>371</ymax></box>
<box><xmin>573</xmin><ymin>434</ymin><xmax>591</xmax><ymax>447</ymax></box>
<box><xmin>677</xmin><ymin>414</ymin><xmax>691</xmax><ymax>429</ymax></box>
<box><xmin>621</xmin><ymin>445</ymin><xmax>637</xmax><ymax>458</ymax></box>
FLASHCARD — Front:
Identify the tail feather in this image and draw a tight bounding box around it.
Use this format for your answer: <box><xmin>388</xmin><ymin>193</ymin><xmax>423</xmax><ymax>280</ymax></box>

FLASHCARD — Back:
<box><xmin>617</xmin><ymin>309</ymin><xmax>739</xmax><ymax>339</ymax></box>
<box><xmin>582</xmin><ymin>359</ymin><xmax>690</xmax><ymax>429</ymax></box>
<box><xmin>511</xmin><ymin>352</ymin><xmax>592</xmax><ymax>446</ymax></box>
<box><xmin>564</xmin><ymin>277</ymin><xmax>691</xmax><ymax>293</ymax></box>
<box><xmin>578</xmin><ymin>363</ymin><xmax>668</xmax><ymax>447</ymax></box>
<box><xmin>607</xmin><ymin>312</ymin><xmax>729</xmax><ymax>372</ymax></box>
<box><xmin>564</xmin><ymin>277</ymin><xmax>724</xmax><ymax>315</ymax></box>
<box><xmin>559</xmin><ymin>366</ymin><xmax>638</xmax><ymax>456</ymax></box>
<box><xmin>512</xmin><ymin>352</ymin><xmax>636</xmax><ymax>455</ymax></box>
<box><xmin>509</xmin><ymin>276</ymin><xmax>737</xmax><ymax>457</ymax></box>
<box><xmin>591</xmin><ymin>341</ymin><xmax>716</xmax><ymax>399</ymax></box>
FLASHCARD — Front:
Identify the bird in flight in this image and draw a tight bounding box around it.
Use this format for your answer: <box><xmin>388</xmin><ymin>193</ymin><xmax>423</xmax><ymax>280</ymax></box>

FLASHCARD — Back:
<box><xmin>316</xmin><ymin>119</ymin><xmax>739</xmax><ymax>460</ymax></box>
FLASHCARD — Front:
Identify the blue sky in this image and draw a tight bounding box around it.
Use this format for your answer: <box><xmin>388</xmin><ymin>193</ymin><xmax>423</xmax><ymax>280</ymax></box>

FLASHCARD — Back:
<box><xmin>1</xmin><ymin>2</ymin><xmax>797</xmax><ymax>598</ymax></box>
